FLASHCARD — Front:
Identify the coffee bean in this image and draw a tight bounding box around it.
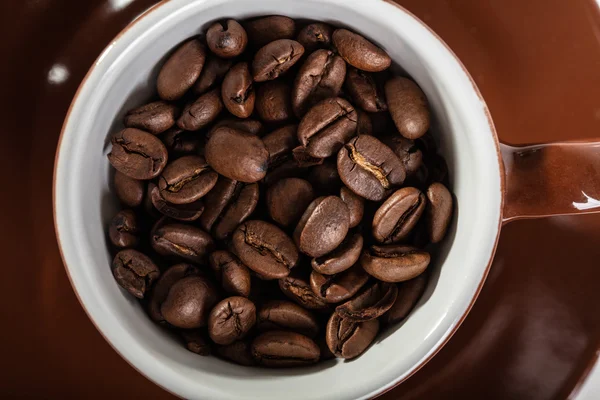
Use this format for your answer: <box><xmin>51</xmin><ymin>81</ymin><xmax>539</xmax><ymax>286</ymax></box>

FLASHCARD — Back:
<box><xmin>124</xmin><ymin>101</ymin><xmax>179</xmax><ymax>135</ymax></box>
<box><xmin>161</xmin><ymin>128</ymin><xmax>204</xmax><ymax>155</ymax></box>
<box><xmin>298</xmin><ymin>97</ymin><xmax>357</xmax><ymax>158</ymax></box>
<box><xmin>257</xmin><ymin>300</ymin><xmax>319</xmax><ymax>338</ymax></box>
<box><xmin>112</xmin><ymin>249</ymin><xmax>160</xmax><ymax>299</ymax></box>
<box><xmin>264</xmin><ymin>159</ymin><xmax>307</xmax><ymax>187</ymax></box>
<box><xmin>326</xmin><ymin>313</ymin><xmax>379</xmax><ymax>359</ymax></box>
<box><xmin>311</xmin><ymin>231</ymin><xmax>363</xmax><ymax>275</ymax></box>
<box><xmin>383</xmin><ymin>273</ymin><xmax>428</xmax><ymax>325</ymax></box>
<box><xmin>209</xmin><ymin>251</ymin><xmax>252</xmax><ymax>298</ymax></box>
<box><xmin>216</xmin><ymin>339</ymin><xmax>256</xmax><ymax>366</ymax></box>
<box><xmin>316</xmin><ymin>335</ymin><xmax>336</xmax><ymax>361</ymax></box>
<box><xmin>222</xmin><ymin>62</ymin><xmax>255</xmax><ymax>118</ymax></box>
<box><xmin>252</xmin><ymin>39</ymin><xmax>305</xmax><ymax>82</ymax></box>
<box><xmin>278</xmin><ymin>269</ymin><xmax>329</xmax><ymax>310</ymax></box>
<box><xmin>340</xmin><ymin>186</ymin><xmax>364</xmax><ymax>228</ymax></box>
<box><xmin>149</xmin><ymin>182</ymin><xmax>205</xmax><ymax>221</ymax></box>
<box><xmin>335</xmin><ymin>281</ymin><xmax>398</xmax><ymax>321</ymax></box>
<box><xmin>426</xmin><ymin>183</ymin><xmax>453</xmax><ymax>243</ymax></box>
<box><xmin>360</xmin><ymin>244</ymin><xmax>430</xmax><ymax>283</ymax></box>
<box><xmin>108</xmin><ymin>128</ymin><xmax>168</xmax><ymax>180</ymax></box>
<box><xmin>205</xmin><ymin>126</ymin><xmax>269</xmax><ymax>183</ymax></box>
<box><xmin>292</xmin><ymin>50</ymin><xmax>346</xmax><ymax>117</ymax></box>
<box><xmin>294</xmin><ymin>196</ymin><xmax>350</xmax><ymax>258</ymax></box>
<box><xmin>310</xmin><ymin>263</ymin><xmax>369</xmax><ymax>304</ymax></box>
<box><xmin>356</xmin><ymin>110</ymin><xmax>373</xmax><ymax>136</ymax></box>
<box><xmin>292</xmin><ymin>146</ymin><xmax>324</xmax><ymax>168</ymax></box>
<box><xmin>114</xmin><ymin>171</ymin><xmax>145</xmax><ymax>208</ymax></box>
<box><xmin>208</xmin><ymin>296</ymin><xmax>256</xmax><ymax>345</ymax></box>
<box><xmin>266</xmin><ymin>178</ymin><xmax>315</xmax><ymax>227</ymax></box>
<box><xmin>158</xmin><ymin>155</ymin><xmax>218</xmax><ymax>205</ymax></box>
<box><xmin>382</xmin><ymin>135</ymin><xmax>423</xmax><ymax>177</ymax></box>
<box><xmin>177</xmin><ymin>87</ymin><xmax>223</xmax><ymax>131</ymax></box>
<box><xmin>344</xmin><ymin>67</ymin><xmax>387</xmax><ymax>112</ymax></box>
<box><xmin>209</xmin><ymin>118</ymin><xmax>264</xmax><ymax>137</ymax></box>
<box><xmin>157</xmin><ymin>38</ymin><xmax>206</xmax><ymax>101</ymax></box>
<box><xmin>296</xmin><ymin>23</ymin><xmax>333</xmax><ymax>52</ymax></box>
<box><xmin>181</xmin><ymin>330</ymin><xmax>211</xmax><ymax>356</ymax></box>
<box><xmin>337</xmin><ymin>135</ymin><xmax>405</xmax><ymax>201</ymax></box>
<box><xmin>109</xmin><ymin>209</ymin><xmax>140</xmax><ymax>248</ymax></box>
<box><xmin>194</xmin><ymin>54</ymin><xmax>234</xmax><ymax>95</ymax></box>
<box><xmin>151</xmin><ymin>223</ymin><xmax>214</xmax><ymax>264</ymax></box>
<box><xmin>232</xmin><ymin>220</ymin><xmax>299</xmax><ymax>279</ymax></box>
<box><xmin>372</xmin><ymin>187</ymin><xmax>426</xmax><ymax>243</ymax></box>
<box><xmin>198</xmin><ymin>177</ymin><xmax>237</xmax><ymax>232</ymax></box>
<box><xmin>214</xmin><ymin>182</ymin><xmax>259</xmax><ymax>241</ymax></box>
<box><xmin>148</xmin><ymin>263</ymin><xmax>200</xmax><ymax>323</ymax></box>
<box><xmin>332</xmin><ymin>29</ymin><xmax>391</xmax><ymax>72</ymax></box>
<box><xmin>161</xmin><ymin>275</ymin><xmax>220</xmax><ymax>329</ymax></box>
<box><xmin>251</xmin><ymin>330</ymin><xmax>320</xmax><ymax>367</ymax></box>
<box><xmin>244</xmin><ymin>16</ymin><xmax>296</xmax><ymax>48</ymax></box>
<box><xmin>256</xmin><ymin>80</ymin><xmax>293</xmax><ymax>122</ymax></box>
<box><xmin>263</xmin><ymin>125</ymin><xmax>298</xmax><ymax>168</ymax></box>
<box><xmin>206</xmin><ymin>20</ymin><xmax>248</xmax><ymax>59</ymax></box>
<box><xmin>308</xmin><ymin>160</ymin><xmax>341</xmax><ymax>194</ymax></box>
<box><xmin>385</xmin><ymin>77</ymin><xmax>430</xmax><ymax>139</ymax></box>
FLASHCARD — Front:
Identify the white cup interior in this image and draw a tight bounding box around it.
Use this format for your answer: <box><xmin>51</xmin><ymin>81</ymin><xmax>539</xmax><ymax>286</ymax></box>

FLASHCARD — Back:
<box><xmin>54</xmin><ymin>0</ymin><xmax>502</xmax><ymax>399</ymax></box>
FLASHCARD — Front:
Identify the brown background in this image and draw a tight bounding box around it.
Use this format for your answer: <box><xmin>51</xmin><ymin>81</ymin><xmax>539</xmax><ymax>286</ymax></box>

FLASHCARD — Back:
<box><xmin>1</xmin><ymin>0</ymin><xmax>599</xmax><ymax>398</ymax></box>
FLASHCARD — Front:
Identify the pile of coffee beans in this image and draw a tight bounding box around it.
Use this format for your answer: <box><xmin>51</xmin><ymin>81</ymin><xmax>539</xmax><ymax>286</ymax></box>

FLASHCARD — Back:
<box><xmin>107</xmin><ymin>15</ymin><xmax>453</xmax><ymax>367</ymax></box>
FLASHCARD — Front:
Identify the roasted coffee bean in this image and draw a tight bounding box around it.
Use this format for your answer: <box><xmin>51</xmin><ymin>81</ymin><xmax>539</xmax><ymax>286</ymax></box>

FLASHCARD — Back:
<box><xmin>257</xmin><ymin>300</ymin><xmax>319</xmax><ymax>338</ymax></box>
<box><xmin>109</xmin><ymin>209</ymin><xmax>140</xmax><ymax>248</ymax></box>
<box><xmin>217</xmin><ymin>339</ymin><xmax>255</xmax><ymax>366</ymax></box>
<box><xmin>308</xmin><ymin>160</ymin><xmax>341</xmax><ymax>194</ymax></box>
<box><xmin>382</xmin><ymin>135</ymin><xmax>423</xmax><ymax>177</ymax></box>
<box><xmin>383</xmin><ymin>273</ymin><xmax>428</xmax><ymax>325</ymax></box>
<box><xmin>209</xmin><ymin>251</ymin><xmax>252</xmax><ymax>297</ymax></box>
<box><xmin>337</xmin><ymin>135</ymin><xmax>405</xmax><ymax>201</ymax></box>
<box><xmin>251</xmin><ymin>330</ymin><xmax>320</xmax><ymax>367</ymax></box>
<box><xmin>252</xmin><ymin>39</ymin><xmax>305</xmax><ymax>82</ymax></box>
<box><xmin>426</xmin><ymin>183</ymin><xmax>453</xmax><ymax>243</ymax></box>
<box><xmin>372</xmin><ymin>187</ymin><xmax>426</xmax><ymax>243</ymax></box>
<box><xmin>108</xmin><ymin>128</ymin><xmax>168</xmax><ymax>180</ymax></box>
<box><xmin>256</xmin><ymin>80</ymin><xmax>293</xmax><ymax>123</ymax></box>
<box><xmin>194</xmin><ymin>54</ymin><xmax>234</xmax><ymax>95</ymax></box>
<box><xmin>298</xmin><ymin>97</ymin><xmax>357</xmax><ymax>158</ymax></box>
<box><xmin>149</xmin><ymin>182</ymin><xmax>204</xmax><ymax>221</ymax></box>
<box><xmin>344</xmin><ymin>67</ymin><xmax>387</xmax><ymax>112</ymax></box>
<box><xmin>311</xmin><ymin>231</ymin><xmax>363</xmax><ymax>275</ymax></box>
<box><xmin>292</xmin><ymin>50</ymin><xmax>346</xmax><ymax>117</ymax></box>
<box><xmin>222</xmin><ymin>62</ymin><xmax>255</xmax><ymax>118</ymax></box>
<box><xmin>232</xmin><ymin>220</ymin><xmax>299</xmax><ymax>279</ymax></box>
<box><xmin>335</xmin><ymin>281</ymin><xmax>398</xmax><ymax>321</ymax></box>
<box><xmin>278</xmin><ymin>269</ymin><xmax>329</xmax><ymax>310</ymax></box>
<box><xmin>316</xmin><ymin>335</ymin><xmax>336</xmax><ymax>361</ymax></box>
<box><xmin>151</xmin><ymin>223</ymin><xmax>214</xmax><ymax>264</ymax></box>
<box><xmin>209</xmin><ymin>118</ymin><xmax>264</xmax><ymax>137</ymax></box>
<box><xmin>214</xmin><ymin>182</ymin><xmax>259</xmax><ymax>241</ymax></box>
<box><xmin>157</xmin><ymin>38</ymin><xmax>206</xmax><ymax>101</ymax></box>
<box><xmin>244</xmin><ymin>16</ymin><xmax>296</xmax><ymax>48</ymax></box>
<box><xmin>181</xmin><ymin>330</ymin><xmax>211</xmax><ymax>356</ymax></box>
<box><xmin>332</xmin><ymin>29</ymin><xmax>391</xmax><ymax>72</ymax></box>
<box><xmin>161</xmin><ymin>128</ymin><xmax>204</xmax><ymax>155</ymax></box>
<box><xmin>310</xmin><ymin>263</ymin><xmax>369</xmax><ymax>304</ymax></box>
<box><xmin>111</xmin><ymin>249</ymin><xmax>160</xmax><ymax>299</ymax></box>
<box><xmin>356</xmin><ymin>110</ymin><xmax>373</xmax><ymax>136</ymax></box>
<box><xmin>296</xmin><ymin>23</ymin><xmax>334</xmax><ymax>52</ymax></box>
<box><xmin>340</xmin><ymin>186</ymin><xmax>364</xmax><ymax>228</ymax></box>
<box><xmin>114</xmin><ymin>171</ymin><xmax>145</xmax><ymax>208</ymax></box>
<box><xmin>385</xmin><ymin>77</ymin><xmax>430</xmax><ymax>139</ymax></box>
<box><xmin>266</xmin><ymin>178</ymin><xmax>315</xmax><ymax>227</ymax></box>
<box><xmin>206</xmin><ymin>20</ymin><xmax>248</xmax><ymax>59</ymax></box>
<box><xmin>124</xmin><ymin>101</ymin><xmax>179</xmax><ymax>135</ymax></box>
<box><xmin>208</xmin><ymin>296</ymin><xmax>256</xmax><ymax>345</ymax></box>
<box><xmin>177</xmin><ymin>88</ymin><xmax>223</xmax><ymax>131</ymax></box>
<box><xmin>292</xmin><ymin>146</ymin><xmax>324</xmax><ymax>168</ymax></box>
<box><xmin>158</xmin><ymin>155</ymin><xmax>218</xmax><ymax>205</ymax></box>
<box><xmin>161</xmin><ymin>275</ymin><xmax>220</xmax><ymax>329</ymax></box>
<box><xmin>360</xmin><ymin>244</ymin><xmax>430</xmax><ymax>283</ymax></box>
<box><xmin>264</xmin><ymin>159</ymin><xmax>307</xmax><ymax>187</ymax></box>
<box><xmin>326</xmin><ymin>313</ymin><xmax>379</xmax><ymax>359</ymax></box>
<box><xmin>148</xmin><ymin>263</ymin><xmax>200</xmax><ymax>323</ymax></box>
<box><xmin>294</xmin><ymin>196</ymin><xmax>350</xmax><ymax>258</ymax></box>
<box><xmin>205</xmin><ymin>126</ymin><xmax>269</xmax><ymax>183</ymax></box>
<box><xmin>263</xmin><ymin>125</ymin><xmax>298</xmax><ymax>168</ymax></box>
<box><xmin>198</xmin><ymin>177</ymin><xmax>237</xmax><ymax>232</ymax></box>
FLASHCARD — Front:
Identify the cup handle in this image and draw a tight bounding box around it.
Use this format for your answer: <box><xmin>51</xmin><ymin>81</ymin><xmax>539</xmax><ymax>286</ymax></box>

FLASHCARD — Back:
<box><xmin>501</xmin><ymin>141</ymin><xmax>600</xmax><ymax>223</ymax></box>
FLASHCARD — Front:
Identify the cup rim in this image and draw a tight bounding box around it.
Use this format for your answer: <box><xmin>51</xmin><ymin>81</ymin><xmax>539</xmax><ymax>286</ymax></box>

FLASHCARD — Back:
<box><xmin>53</xmin><ymin>0</ymin><xmax>505</xmax><ymax>398</ymax></box>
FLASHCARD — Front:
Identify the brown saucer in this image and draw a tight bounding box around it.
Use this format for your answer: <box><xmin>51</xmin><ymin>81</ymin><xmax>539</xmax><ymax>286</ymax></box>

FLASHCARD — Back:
<box><xmin>1</xmin><ymin>0</ymin><xmax>599</xmax><ymax>398</ymax></box>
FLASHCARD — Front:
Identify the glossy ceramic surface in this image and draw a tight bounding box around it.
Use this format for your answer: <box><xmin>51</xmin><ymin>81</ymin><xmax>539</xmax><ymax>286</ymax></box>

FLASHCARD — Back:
<box><xmin>2</xmin><ymin>0</ymin><xmax>600</xmax><ymax>399</ymax></box>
